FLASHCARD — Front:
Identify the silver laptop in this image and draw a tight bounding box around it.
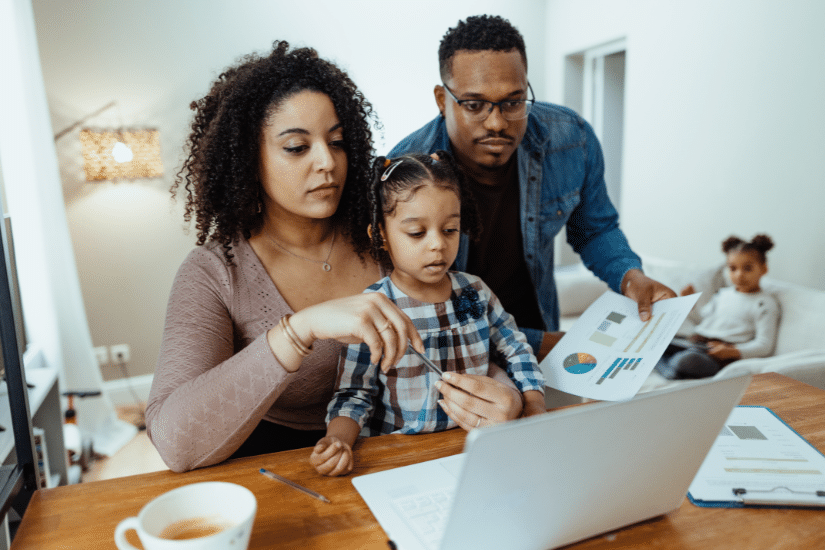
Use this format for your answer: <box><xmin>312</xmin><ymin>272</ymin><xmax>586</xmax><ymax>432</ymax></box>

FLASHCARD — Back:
<box><xmin>352</xmin><ymin>374</ymin><xmax>752</xmax><ymax>550</ymax></box>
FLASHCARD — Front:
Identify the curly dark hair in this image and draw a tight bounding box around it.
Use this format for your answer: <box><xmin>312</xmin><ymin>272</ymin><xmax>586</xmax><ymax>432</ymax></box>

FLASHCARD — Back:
<box><xmin>172</xmin><ymin>41</ymin><xmax>377</xmax><ymax>262</ymax></box>
<box><xmin>359</xmin><ymin>150</ymin><xmax>482</xmax><ymax>270</ymax></box>
<box><xmin>722</xmin><ymin>234</ymin><xmax>774</xmax><ymax>264</ymax></box>
<box><xmin>438</xmin><ymin>15</ymin><xmax>527</xmax><ymax>81</ymax></box>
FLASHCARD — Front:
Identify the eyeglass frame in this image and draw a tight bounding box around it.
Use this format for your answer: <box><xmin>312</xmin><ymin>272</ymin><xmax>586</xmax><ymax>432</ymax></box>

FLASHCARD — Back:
<box><xmin>441</xmin><ymin>81</ymin><xmax>535</xmax><ymax>121</ymax></box>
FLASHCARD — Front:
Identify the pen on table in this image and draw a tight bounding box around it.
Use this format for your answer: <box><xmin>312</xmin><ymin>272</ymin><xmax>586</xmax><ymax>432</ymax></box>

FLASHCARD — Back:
<box><xmin>387</xmin><ymin>540</ymin><xmax>398</xmax><ymax>550</ymax></box>
<box><xmin>259</xmin><ymin>468</ymin><xmax>331</xmax><ymax>503</ymax></box>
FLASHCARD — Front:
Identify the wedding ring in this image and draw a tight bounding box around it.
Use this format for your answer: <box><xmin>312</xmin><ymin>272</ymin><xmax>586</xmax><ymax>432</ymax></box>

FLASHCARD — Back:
<box><xmin>475</xmin><ymin>417</ymin><xmax>482</xmax><ymax>428</ymax></box>
<box><xmin>378</xmin><ymin>320</ymin><xmax>393</xmax><ymax>333</ymax></box>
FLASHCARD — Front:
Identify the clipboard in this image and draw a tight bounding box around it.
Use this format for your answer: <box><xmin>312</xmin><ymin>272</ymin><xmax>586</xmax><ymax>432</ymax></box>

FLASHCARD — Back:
<box><xmin>688</xmin><ymin>405</ymin><xmax>825</xmax><ymax>508</ymax></box>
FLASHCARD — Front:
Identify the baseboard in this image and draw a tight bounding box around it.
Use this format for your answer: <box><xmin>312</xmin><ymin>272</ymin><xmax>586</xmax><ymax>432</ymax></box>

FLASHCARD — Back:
<box><xmin>103</xmin><ymin>373</ymin><xmax>154</xmax><ymax>407</ymax></box>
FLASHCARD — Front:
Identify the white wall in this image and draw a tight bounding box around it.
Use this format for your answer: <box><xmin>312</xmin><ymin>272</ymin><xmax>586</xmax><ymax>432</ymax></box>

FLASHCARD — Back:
<box><xmin>31</xmin><ymin>0</ymin><xmax>825</xmax><ymax>382</ymax></box>
<box><xmin>544</xmin><ymin>0</ymin><xmax>825</xmax><ymax>290</ymax></box>
<box><xmin>31</xmin><ymin>0</ymin><xmax>546</xmax><ymax>379</ymax></box>
<box><xmin>1</xmin><ymin>0</ymin><xmax>133</xmax><ymax>451</ymax></box>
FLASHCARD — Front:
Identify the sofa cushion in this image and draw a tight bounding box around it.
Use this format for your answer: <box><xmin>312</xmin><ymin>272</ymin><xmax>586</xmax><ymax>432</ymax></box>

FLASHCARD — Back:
<box><xmin>763</xmin><ymin>279</ymin><xmax>825</xmax><ymax>355</ymax></box>
<box><xmin>555</xmin><ymin>264</ymin><xmax>608</xmax><ymax>317</ymax></box>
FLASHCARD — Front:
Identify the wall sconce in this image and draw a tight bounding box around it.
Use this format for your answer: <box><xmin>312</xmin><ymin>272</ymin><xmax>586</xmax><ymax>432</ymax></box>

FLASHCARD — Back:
<box><xmin>78</xmin><ymin>128</ymin><xmax>164</xmax><ymax>182</ymax></box>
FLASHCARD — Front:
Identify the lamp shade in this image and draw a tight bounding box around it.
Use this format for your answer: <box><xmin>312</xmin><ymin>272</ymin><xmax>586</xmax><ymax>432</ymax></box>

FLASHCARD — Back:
<box><xmin>79</xmin><ymin>129</ymin><xmax>163</xmax><ymax>181</ymax></box>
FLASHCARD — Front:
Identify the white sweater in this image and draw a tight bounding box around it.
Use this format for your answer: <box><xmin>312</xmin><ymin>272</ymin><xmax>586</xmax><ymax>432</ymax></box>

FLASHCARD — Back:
<box><xmin>694</xmin><ymin>287</ymin><xmax>780</xmax><ymax>359</ymax></box>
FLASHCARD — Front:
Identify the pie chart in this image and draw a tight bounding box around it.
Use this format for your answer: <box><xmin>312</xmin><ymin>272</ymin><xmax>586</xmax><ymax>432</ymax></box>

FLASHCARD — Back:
<box><xmin>563</xmin><ymin>352</ymin><xmax>598</xmax><ymax>374</ymax></box>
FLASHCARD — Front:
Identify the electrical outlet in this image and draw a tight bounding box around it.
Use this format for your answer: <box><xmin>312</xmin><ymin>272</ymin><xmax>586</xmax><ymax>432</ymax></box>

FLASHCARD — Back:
<box><xmin>93</xmin><ymin>346</ymin><xmax>110</xmax><ymax>368</ymax></box>
<box><xmin>110</xmin><ymin>344</ymin><xmax>131</xmax><ymax>364</ymax></box>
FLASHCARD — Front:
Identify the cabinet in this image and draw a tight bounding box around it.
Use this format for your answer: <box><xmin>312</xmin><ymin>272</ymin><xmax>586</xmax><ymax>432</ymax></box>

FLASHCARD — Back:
<box><xmin>1</xmin><ymin>347</ymin><xmax>67</xmax><ymax>486</ymax></box>
<box><xmin>0</xmin><ymin>346</ymin><xmax>66</xmax><ymax>548</ymax></box>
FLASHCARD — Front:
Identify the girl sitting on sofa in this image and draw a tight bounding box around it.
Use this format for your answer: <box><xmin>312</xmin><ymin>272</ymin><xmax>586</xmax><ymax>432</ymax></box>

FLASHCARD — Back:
<box><xmin>656</xmin><ymin>234</ymin><xmax>780</xmax><ymax>379</ymax></box>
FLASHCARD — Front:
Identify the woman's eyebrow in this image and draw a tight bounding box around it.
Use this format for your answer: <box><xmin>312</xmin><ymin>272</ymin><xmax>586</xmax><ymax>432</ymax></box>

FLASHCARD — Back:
<box><xmin>276</xmin><ymin>122</ymin><xmax>343</xmax><ymax>137</ymax></box>
<box><xmin>277</xmin><ymin>128</ymin><xmax>309</xmax><ymax>137</ymax></box>
<box><xmin>278</xmin><ymin>128</ymin><xmax>309</xmax><ymax>137</ymax></box>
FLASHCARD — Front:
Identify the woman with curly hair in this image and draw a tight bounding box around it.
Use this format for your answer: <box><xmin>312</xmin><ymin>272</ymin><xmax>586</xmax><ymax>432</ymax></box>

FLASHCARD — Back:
<box><xmin>147</xmin><ymin>42</ymin><xmax>525</xmax><ymax>472</ymax></box>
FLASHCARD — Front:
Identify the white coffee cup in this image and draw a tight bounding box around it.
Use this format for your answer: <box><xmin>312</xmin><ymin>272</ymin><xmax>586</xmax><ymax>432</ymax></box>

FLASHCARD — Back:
<box><xmin>114</xmin><ymin>481</ymin><xmax>257</xmax><ymax>550</ymax></box>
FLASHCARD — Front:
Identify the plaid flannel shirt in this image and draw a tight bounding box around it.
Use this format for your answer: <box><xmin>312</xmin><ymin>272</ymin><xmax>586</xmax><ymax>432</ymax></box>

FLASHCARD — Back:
<box><xmin>327</xmin><ymin>271</ymin><xmax>545</xmax><ymax>436</ymax></box>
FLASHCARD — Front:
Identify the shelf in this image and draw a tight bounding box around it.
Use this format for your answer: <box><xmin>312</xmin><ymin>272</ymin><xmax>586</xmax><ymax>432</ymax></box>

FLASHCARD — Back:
<box><xmin>0</xmin><ymin>347</ymin><xmax>58</xmax><ymax>462</ymax></box>
<box><xmin>0</xmin><ymin>466</ymin><xmax>23</xmax><ymax>521</ymax></box>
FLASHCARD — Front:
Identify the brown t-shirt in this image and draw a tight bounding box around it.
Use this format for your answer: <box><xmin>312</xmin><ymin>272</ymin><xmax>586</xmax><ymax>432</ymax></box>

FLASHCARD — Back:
<box><xmin>465</xmin><ymin>161</ymin><xmax>545</xmax><ymax>331</ymax></box>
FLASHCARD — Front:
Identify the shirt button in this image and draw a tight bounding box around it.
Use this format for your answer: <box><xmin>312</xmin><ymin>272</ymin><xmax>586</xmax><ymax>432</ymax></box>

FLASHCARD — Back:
<box><xmin>527</xmin><ymin>217</ymin><xmax>534</xmax><ymax>222</ymax></box>
<box><xmin>526</xmin><ymin>254</ymin><xmax>533</xmax><ymax>259</ymax></box>
<box><xmin>557</xmin><ymin>210</ymin><xmax>563</xmax><ymax>216</ymax></box>
<box><xmin>529</xmin><ymin>176</ymin><xmax>537</xmax><ymax>182</ymax></box>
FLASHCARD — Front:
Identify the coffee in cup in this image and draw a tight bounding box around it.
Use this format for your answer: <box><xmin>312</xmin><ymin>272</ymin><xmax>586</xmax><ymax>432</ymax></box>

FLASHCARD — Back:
<box><xmin>114</xmin><ymin>481</ymin><xmax>256</xmax><ymax>550</ymax></box>
<box><xmin>159</xmin><ymin>516</ymin><xmax>233</xmax><ymax>540</ymax></box>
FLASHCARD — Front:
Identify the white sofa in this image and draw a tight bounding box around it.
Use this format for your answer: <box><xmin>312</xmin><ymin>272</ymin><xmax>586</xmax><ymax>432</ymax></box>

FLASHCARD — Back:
<box><xmin>552</xmin><ymin>256</ymin><xmax>825</xmax><ymax>397</ymax></box>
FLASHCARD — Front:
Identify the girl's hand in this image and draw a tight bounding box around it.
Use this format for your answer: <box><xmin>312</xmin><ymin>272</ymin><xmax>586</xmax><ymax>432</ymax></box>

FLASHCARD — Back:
<box><xmin>707</xmin><ymin>341</ymin><xmax>741</xmax><ymax>361</ymax></box>
<box><xmin>435</xmin><ymin>372</ymin><xmax>522</xmax><ymax>430</ymax></box>
<box><xmin>310</xmin><ymin>436</ymin><xmax>354</xmax><ymax>477</ymax></box>
<box><xmin>290</xmin><ymin>293</ymin><xmax>425</xmax><ymax>372</ymax></box>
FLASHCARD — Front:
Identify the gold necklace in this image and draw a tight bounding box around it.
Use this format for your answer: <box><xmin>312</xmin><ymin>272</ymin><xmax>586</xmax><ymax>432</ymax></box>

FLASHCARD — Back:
<box><xmin>266</xmin><ymin>229</ymin><xmax>336</xmax><ymax>272</ymax></box>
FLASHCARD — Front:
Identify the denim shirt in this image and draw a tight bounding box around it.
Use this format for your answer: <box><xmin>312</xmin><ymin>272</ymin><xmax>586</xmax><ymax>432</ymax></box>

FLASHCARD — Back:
<box><xmin>389</xmin><ymin>102</ymin><xmax>642</xmax><ymax>351</ymax></box>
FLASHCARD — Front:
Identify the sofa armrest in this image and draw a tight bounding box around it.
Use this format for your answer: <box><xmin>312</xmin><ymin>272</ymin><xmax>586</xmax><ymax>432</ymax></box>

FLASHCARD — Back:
<box><xmin>714</xmin><ymin>349</ymin><xmax>825</xmax><ymax>391</ymax></box>
<box><xmin>555</xmin><ymin>264</ymin><xmax>609</xmax><ymax>317</ymax></box>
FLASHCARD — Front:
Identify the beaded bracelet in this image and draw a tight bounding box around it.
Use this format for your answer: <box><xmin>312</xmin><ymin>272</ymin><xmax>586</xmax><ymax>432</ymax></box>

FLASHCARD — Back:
<box><xmin>279</xmin><ymin>314</ymin><xmax>312</xmax><ymax>357</ymax></box>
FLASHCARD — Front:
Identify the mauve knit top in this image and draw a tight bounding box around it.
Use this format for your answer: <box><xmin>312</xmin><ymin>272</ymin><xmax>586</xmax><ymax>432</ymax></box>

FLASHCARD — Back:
<box><xmin>146</xmin><ymin>238</ymin><xmax>343</xmax><ymax>472</ymax></box>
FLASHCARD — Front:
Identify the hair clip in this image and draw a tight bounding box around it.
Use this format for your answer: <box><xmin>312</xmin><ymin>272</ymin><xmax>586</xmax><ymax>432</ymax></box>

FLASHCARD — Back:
<box><xmin>381</xmin><ymin>159</ymin><xmax>403</xmax><ymax>181</ymax></box>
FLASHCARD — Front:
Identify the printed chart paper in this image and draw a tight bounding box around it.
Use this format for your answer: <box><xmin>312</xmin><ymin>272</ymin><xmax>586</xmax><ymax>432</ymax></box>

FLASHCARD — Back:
<box><xmin>688</xmin><ymin>406</ymin><xmax>825</xmax><ymax>507</ymax></box>
<box><xmin>539</xmin><ymin>291</ymin><xmax>699</xmax><ymax>401</ymax></box>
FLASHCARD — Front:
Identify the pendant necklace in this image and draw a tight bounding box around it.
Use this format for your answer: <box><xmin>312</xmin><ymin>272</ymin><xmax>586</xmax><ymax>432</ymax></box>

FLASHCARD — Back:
<box><xmin>266</xmin><ymin>229</ymin><xmax>335</xmax><ymax>272</ymax></box>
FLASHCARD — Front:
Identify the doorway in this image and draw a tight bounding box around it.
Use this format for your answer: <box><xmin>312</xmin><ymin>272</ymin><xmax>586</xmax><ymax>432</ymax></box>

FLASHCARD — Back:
<box><xmin>556</xmin><ymin>39</ymin><xmax>626</xmax><ymax>267</ymax></box>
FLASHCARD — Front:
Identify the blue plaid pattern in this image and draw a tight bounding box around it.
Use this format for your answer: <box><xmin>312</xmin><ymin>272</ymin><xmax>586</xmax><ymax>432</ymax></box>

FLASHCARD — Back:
<box><xmin>327</xmin><ymin>272</ymin><xmax>545</xmax><ymax>436</ymax></box>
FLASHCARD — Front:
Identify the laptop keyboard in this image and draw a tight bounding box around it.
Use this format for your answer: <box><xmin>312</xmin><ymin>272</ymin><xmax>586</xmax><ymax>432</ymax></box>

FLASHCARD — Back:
<box><xmin>391</xmin><ymin>487</ymin><xmax>455</xmax><ymax>549</ymax></box>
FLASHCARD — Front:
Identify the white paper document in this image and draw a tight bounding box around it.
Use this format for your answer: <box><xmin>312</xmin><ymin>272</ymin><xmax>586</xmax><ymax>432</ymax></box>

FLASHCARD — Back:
<box><xmin>688</xmin><ymin>406</ymin><xmax>825</xmax><ymax>507</ymax></box>
<box><xmin>539</xmin><ymin>291</ymin><xmax>699</xmax><ymax>401</ymax></box>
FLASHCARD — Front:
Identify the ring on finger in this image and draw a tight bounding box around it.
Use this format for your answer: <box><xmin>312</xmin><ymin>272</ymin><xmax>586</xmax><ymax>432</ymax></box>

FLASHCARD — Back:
<box><xmin>378</xmin><ymin>320</ymin><xmax>393</xmax><ymax>333</ymax></box>
<box><xmin>475</xmin><ymin>417</ymin><xmax>482</xmax><ymax>428</ymax></box>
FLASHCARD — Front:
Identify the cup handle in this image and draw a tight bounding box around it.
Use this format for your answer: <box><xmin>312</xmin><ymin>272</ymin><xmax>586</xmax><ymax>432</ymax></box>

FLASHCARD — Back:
<box><xmin>114</xmin><ymin>517</ymin><xmax>141</xmax><ymax>550</ymax></box>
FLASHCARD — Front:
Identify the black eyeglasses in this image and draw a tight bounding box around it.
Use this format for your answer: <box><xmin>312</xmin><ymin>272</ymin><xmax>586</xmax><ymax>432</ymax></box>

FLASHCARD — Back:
<box><xmin>442</xmin><ymin>82</ymin><xmax>535</xmax><ymax>121</ymax></box>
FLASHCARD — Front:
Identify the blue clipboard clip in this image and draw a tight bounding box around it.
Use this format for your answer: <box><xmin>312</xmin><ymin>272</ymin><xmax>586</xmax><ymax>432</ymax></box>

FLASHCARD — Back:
<box><xmin>732</xmin><ymin>486</ymin><xmax>825</xmax><ymax>507</ymax></box>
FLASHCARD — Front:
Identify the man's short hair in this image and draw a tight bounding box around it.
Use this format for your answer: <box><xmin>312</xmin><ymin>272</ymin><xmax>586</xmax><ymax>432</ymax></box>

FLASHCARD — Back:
<box><xmin>438</xmin><ymin>15</ymin><xmax>527</xmax><ymax>82</ymax></box>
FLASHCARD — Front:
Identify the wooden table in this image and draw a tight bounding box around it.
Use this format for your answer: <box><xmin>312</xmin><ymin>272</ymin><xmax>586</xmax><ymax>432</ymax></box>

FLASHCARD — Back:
<box><xmin>12</xmin><ymin>373</ymin><xmax>825</xmax><ymax>549</ymax></box>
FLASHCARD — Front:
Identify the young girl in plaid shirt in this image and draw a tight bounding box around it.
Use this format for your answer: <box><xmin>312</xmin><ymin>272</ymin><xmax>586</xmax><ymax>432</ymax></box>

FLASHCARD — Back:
<box><xmin>311</xmin><ymin>151</ymin><xmax>546</xmax><ymax>476</ymax></box>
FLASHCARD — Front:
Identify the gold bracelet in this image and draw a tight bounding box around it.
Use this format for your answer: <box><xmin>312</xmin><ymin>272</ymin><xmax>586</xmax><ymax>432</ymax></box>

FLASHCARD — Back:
<box><xmin>280</xmin><ymin>317</ymin><xmax>309</xmax><ymax>357</ymax></box>
<box><xmin>279</xmin><ymin>314</ymin><xmax>312</xmax><ymax>357</ymax></box>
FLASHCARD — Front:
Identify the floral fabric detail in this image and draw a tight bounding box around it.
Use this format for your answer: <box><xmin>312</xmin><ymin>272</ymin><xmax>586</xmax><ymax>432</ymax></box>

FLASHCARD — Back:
<box><xmin>452</xmin><ymin>286</ymin><xmax>484</xmax><ymax>321</ymax></box>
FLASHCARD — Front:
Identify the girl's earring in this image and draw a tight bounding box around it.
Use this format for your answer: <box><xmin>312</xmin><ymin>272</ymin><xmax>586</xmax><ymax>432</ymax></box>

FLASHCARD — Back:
<box><xmin>257</xmin><ymin>201</ymin><xmax>262</xmax><ymax>214</ymax></box>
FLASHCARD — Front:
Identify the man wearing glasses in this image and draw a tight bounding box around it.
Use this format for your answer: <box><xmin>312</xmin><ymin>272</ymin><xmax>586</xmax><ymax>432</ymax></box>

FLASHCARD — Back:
<box><xmin>389</xmin><ymin>14</ymin><xmax>674</xmax><ymax>360</ymax></box>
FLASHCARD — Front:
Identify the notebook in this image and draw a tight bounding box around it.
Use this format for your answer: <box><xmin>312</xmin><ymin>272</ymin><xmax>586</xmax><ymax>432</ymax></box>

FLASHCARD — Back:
<box><xmin>352</xmin><ymin>374</ymin><xmax>752</xmax><ymax>550</ymax></box>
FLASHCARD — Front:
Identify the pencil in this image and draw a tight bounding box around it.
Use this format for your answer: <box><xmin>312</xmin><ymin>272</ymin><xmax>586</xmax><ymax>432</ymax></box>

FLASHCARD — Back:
<box><xmin>259</xmin><ymin>468</ymin><xmax>331</xmax><ymax>503</ymax></box>
<box><xmin>408</xmin><ymin>344</ymin><xmax>443</xmax><ymax>376</ymax></box>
